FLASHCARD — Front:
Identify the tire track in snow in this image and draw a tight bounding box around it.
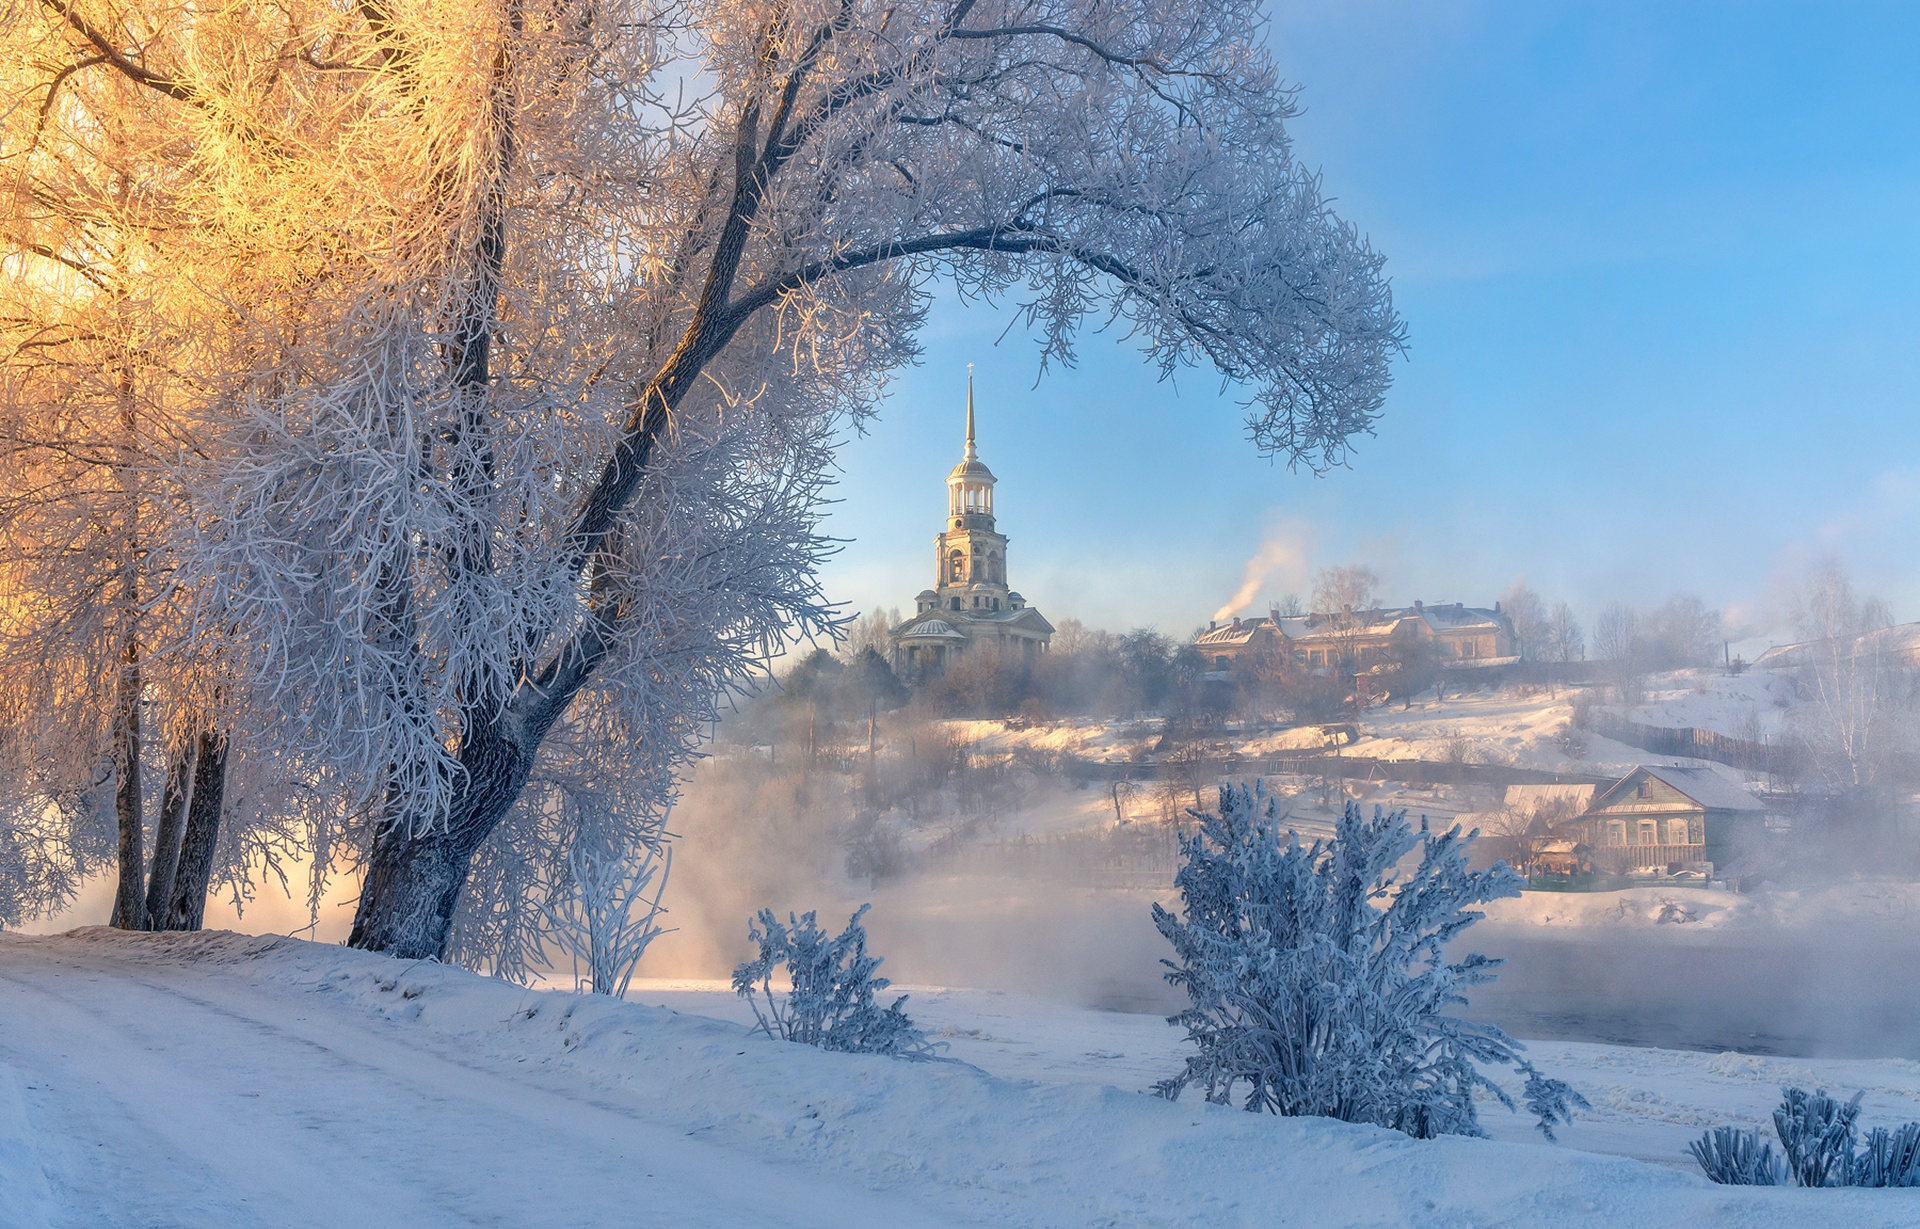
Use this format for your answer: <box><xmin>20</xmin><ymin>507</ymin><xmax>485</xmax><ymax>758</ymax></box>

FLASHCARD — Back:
<box><xmin>0</xmin><ymin>945</ymin><xmax>980</xmax><ymax>1229</ymax></box>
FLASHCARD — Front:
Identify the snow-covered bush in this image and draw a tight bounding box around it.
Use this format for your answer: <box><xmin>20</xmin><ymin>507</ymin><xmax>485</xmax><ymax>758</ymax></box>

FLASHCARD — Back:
<box><xmin>1691</xmin><ymin>1126</ymin><xmax>1790</xmax><ymax>1186</ymax></box>
<box><xmin>1692</xmin><ymin>1087</ymin><xmax>1920</xmax><ymax>1187</ymax></box>
<box><xmin>541</xmin><ymin>835</ymin><xmax>673</xmax><ymax>999</ymax></box>
<box><xmin>1776</xmin><ymin>1086</ymin><xmax>1864</xmax><ymax>1187</ymax></box>
<box><xmin>732</xmin><ymin>904</ymin><xmax>935</xmax><ymax>1058</ymax></box>
<box><xmin>1152</xmin><ymin>784</ymin><xmax>1586</xmax><ymax>1139</ymax></box>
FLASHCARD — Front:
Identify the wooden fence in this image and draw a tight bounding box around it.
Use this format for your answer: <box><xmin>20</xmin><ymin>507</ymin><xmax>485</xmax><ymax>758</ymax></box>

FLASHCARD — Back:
<box><xmin>1581</xmin><ymin>713</ymin><xmax>1805</xmax><ymax>777</ymax></box>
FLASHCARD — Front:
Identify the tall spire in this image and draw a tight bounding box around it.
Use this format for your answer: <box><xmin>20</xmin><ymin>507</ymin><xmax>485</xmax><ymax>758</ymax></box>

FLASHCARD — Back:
<box><xmin>963</xmin><ymin>364</ymin><xmax>977</xmax><ymax>462</ymax></box>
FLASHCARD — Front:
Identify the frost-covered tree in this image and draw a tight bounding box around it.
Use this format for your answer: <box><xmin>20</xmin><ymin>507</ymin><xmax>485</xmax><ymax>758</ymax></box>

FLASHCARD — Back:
<box><xmin>0</xmin><ymin>10</ymin><xmax>249</xmax><ymax>931</ymax></box>
<box><xmin>1153</xmin><ymin>783</ymin><xmax>1585</xmax><ymax>1140</ymax></box>
<box><xmin>541</xmin><ymin>831</ymin><xmax>672</xmax><ymax>999</ymax></box>
<box><xmin>1643</xmin><ymin>593</ymin><xmax>1721</xmax><ymax>670</ymax></box>
<box><xmin>8</xmin><ymin>0</ymin><xmax>1402</xmax><ymax>960</ymax></box>
<box><xmin>733</xmin><ymin>903</ymin><xmax>934</xmax><ymax>1056</ymax></box>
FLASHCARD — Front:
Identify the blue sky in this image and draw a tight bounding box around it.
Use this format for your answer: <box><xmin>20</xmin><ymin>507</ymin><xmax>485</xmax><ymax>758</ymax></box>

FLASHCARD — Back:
<box><xmin>817</xmin><ymin>0</ymin><xmax>1920</xmax><ymax>646</ymax></box>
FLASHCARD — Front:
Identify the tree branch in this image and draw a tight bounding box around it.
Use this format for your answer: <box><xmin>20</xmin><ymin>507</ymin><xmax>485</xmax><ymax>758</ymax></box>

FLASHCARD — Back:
<box><xmin>36</xmin><ymin>0</ymin><xmax>199</xmax><ymax>105</ymax></box>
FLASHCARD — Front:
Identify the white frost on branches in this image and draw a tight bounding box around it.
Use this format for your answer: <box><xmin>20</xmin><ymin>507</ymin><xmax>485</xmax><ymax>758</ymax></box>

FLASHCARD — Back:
<box><xmin>4</xmin><ymin>0</ymin><xmax>1402</xmax><ymax>951</ymax></box>
<box><xmin>733</xmin><ymin>904</ymin><xmax>936</xmax><ymax>1057</ymax></box>
<box><xmin>1153</xmin><ymin>783</ymin><xmax>1586</xmax><ymax>1140</ymax></box>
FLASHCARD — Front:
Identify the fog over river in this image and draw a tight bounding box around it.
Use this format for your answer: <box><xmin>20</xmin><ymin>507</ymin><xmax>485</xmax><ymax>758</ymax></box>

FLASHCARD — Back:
<box><xmin>806</xmin><ymin>880</ymin><xmax>1920</xmax><ymax>1061</ymax></box>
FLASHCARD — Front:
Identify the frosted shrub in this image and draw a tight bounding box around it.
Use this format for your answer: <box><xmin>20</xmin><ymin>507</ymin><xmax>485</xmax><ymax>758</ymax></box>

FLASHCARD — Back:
<box><xmin>542</xmin><ymin>837</ymin><xmax>673</xmax><ymax>999</ymax></box>
<box><xmin>1692</xmin><ymin>1087</ymin><xmax>1920</xmax><ymax>1187</ymax></box>
<box><xmin>733</xmin><ymin>904</ymin><xmax>935</xmax><ymax>1058</ymax></box>
<box><xmin>1691</xmin><ymin>1126</ymin><xmax>1790</xmax><ymax>1186</ymax></box>
<box><xmin>1153</xmin><ymin>784</ymin><xmax>1586</xmax><ymax>1140</ymax></box>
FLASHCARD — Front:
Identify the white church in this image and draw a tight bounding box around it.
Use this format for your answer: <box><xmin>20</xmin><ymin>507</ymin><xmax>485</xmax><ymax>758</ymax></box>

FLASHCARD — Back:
<box><xmin>888</xmin><ymin>376</ymin><xmax>1055</xmax><ymax>676</ymax></box>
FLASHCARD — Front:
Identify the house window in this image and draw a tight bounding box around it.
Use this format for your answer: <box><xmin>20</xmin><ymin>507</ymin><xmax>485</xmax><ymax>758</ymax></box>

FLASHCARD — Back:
<box><xmin>1638</xmin><ymin>821</ymin><xmax>1659</xmax><ymax>845</ymax></box>
<box><xmin>1606</xmin><ymin>821</ymin><xmax>1626</xmax><ymax>846</ymax></box>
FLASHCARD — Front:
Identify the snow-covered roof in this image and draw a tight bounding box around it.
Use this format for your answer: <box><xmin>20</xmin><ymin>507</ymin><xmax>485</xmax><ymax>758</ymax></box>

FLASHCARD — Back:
<box><xmin>1195</xmin><ymin>603</ymin><xmax>1513</xmax><ymax>653</ymax></box>
<box><xmin>1592</xmin><ymin>765</ymin><xmax>1766</xmax><ymax>814</ymax></box>
<box><xmin>1647</xmin><ymin>766</ymin><xmax>1767</xmax><ymax>812</ymax></box>
<box><xmin>900</xmin><ymin>619</ymin><xmax>964</xmax><ymax>639</ymax></box>
<box><xmin>1195</xmin><ymin>620</ymin><xmax>1273</xmax><ymax>647</ymax></box>
<box><xmin>1504</xmin><ymin>784</ymin><xmax>1598</xmax><ymax>811</ymax></box>
<box><xmin>1755</xmin><ymin>622</ymin><xmax>1920</xmax><ymax>670</ymax></box>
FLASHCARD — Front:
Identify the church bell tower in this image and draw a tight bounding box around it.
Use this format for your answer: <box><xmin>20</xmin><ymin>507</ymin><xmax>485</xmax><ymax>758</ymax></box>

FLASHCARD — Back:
<box><xmin>933</xmin><ymin>372</ymin><xmax>1010</xmax><ymax>614</ymax></box>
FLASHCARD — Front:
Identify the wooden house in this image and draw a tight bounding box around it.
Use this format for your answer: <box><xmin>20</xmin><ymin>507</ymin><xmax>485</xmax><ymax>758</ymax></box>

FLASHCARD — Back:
<box><xmin>1576</xmin><ymin>765</ymin><xmax>1764</xmax><ymax>877</ymax></box>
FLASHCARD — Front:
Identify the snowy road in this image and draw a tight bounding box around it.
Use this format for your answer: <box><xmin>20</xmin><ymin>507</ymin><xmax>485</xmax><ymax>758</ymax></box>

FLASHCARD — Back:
<box><xmin>0</xmin><ymin>939</ymin><xmax>977</xmax><ymax>1229</ymax></box>
<box><xmin>3</xmin><ymin>929</ymin><xmax>1916</xmax><ymax>1229</ymax></box>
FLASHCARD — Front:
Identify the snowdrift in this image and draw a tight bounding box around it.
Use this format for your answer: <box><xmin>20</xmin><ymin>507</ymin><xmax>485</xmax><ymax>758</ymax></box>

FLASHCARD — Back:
<box><xmin>2</xmin><ymin>929</ymin><xmax>1914</xmax><ymax>1226</ymax></box>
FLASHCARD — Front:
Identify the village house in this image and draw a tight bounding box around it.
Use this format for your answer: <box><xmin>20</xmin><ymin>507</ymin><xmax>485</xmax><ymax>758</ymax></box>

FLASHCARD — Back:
<box><xmin>1571</xmin><ymin>765</ymin><xmax>1765</xmax><ymax>878</ymax></box>
<box><xmin>1193</xmin><ymin>601</ymin><xmax>1518</xmax><ymax>674</ymax></box>
<box><xmin>888</xmin><ymin>376</ymin><xmax>1054</xmax><ymax>675</ymax></box>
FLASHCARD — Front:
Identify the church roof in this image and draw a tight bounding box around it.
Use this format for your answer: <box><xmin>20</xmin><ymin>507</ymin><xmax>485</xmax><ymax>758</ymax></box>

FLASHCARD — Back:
<box><xmin>899</xmin><ymin>619</ymin><xmax>965</xmax><ymax>639</ymax></box>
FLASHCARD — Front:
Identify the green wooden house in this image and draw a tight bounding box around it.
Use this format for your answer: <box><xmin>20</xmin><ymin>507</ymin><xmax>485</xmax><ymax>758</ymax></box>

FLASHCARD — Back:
<box><xmin>1576</xmin><ymin>765</ymin><xmax>1765</xmax><ymax>877</ymax></box>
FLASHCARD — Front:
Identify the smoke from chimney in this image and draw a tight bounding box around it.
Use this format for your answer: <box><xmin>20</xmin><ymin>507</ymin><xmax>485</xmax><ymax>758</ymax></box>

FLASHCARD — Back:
<box><xmin>1211</xmin><ymin>530</ymin><xmax>1307</xmax><ymax>624</ymax></box>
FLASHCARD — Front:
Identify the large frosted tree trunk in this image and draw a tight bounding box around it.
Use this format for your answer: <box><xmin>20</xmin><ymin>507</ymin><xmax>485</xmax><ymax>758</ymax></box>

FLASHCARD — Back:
<box><xmin>164</xmin><ymin>731</ymin><xmax>228</xmax><ymax>931</ymax></box>
<box><xmin>348</xmin><ymin>726</ymin><xmax>543</xmax><ymax>959</ymax></box>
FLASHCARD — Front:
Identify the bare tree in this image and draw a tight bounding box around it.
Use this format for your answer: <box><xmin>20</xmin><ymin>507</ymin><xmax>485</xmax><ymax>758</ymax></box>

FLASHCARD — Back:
<box><xmin>1499</xmin><ymin>582</ymin><xmax>1546</xmax><ymax>660</ymax></box>
<box><xmin>1644</xmin><ymin>593</ymin><xmax>1722</xmax><ymax>669</ymax></box>
<box><xmin>842</xmin><ymin>608</ymin><xmax>900</xmax><ymax>663</ymax></box>
<box><xmin>1541</xmin><ymin>603</ymin><xmax>1585</xmax><ymax>664</ymax></box>
<box><xmin>1312</xmin><ymin>565</ymin><xmax>1380</xmax><ymax>619</ymax></box>
<box><xmin>1592</xmin><ymin>604</ymin><xmax>1644</xmax><ymax>707</ymax></box>
<box><xmin>1789</xmin><ymin>559</ymin><xmax>1902</xmax><ymax>789</ymax></box>
<box><xmin>1537</xmin><ymin>601</ymin><xmax>1584</xmax><ymax>697</ymax></box>
<box><xmin>9</xmin><ymin>0</ymin><xmax>1403</xmax><ymax>960</ymax></box>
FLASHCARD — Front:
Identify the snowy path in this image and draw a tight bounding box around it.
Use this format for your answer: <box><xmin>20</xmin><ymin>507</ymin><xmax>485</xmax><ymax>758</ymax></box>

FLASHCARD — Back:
<box><xmin>0</xmin><ymin>939</ymin><xmax>979</xmax><ymax>1229</ymax></box>
<box><xmin>3</xmin><ymin>929</ymin><xmax>1917</xmax><ymax>1228</ymax></box>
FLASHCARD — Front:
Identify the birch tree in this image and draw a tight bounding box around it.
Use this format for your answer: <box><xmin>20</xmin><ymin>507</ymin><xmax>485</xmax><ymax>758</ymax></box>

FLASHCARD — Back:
<box><xmin>0</xmin><ymin>14</ymin><xmax>200</xmax><ymax>929</ymax></box>
<box><xmin>12</xmin><ymin>0</ymin><xmax>1404</xmax><ymax>960</ymax></box>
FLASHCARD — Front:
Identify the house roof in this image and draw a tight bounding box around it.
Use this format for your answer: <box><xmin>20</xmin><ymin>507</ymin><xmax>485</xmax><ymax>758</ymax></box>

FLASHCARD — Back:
<box><xmin>1756</xmin><ymin>621</ymin><xmax>1920</xmax><ymax>670</ymax></box>
<box><xmin>1504</xmin><ymin>783</ymin><xmax>1598</xmax><ymax>812</ymax></box>
<box><xmin>1195</xmin><ymin>621</ymin><xmax>1273</xmax><ymax>648</ymax></box>
<box><xmin>1193</xmin><ymin>603</ymin><xmax>1511</xmax><ymax>652</ymax></box>
<box><xmin>1590</xmin><ymin>765</ymin><xmax>1766</xmax><ymax>815</ymax></box>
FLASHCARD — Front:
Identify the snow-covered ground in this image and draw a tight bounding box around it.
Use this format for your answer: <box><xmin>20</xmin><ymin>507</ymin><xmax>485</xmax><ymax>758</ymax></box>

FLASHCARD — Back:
<box><xmin>954</xmin><ymin>665</ymin><xmax>1807</xmax><ymax>779</ymax></box>
<box><xmin>4</xmin><ymin>929</ymin><xmax>1918</xmax><ymax>1228</ymax></box>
